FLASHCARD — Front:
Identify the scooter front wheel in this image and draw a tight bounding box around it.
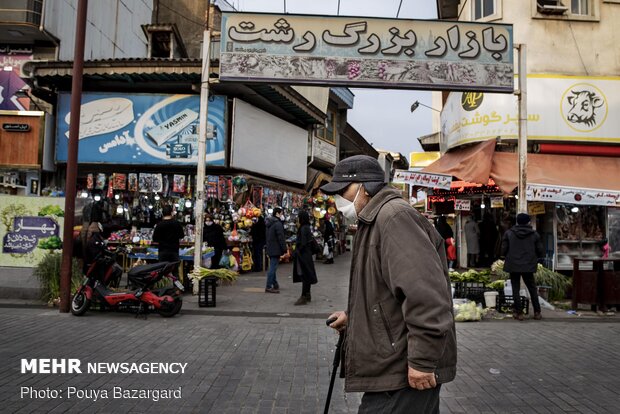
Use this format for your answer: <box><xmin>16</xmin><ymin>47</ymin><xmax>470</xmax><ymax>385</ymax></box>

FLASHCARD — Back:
<box><xmin>71</xmin><ymin>291</ymin><xmax>90</xmax><ymax>316</ymax></box>
<box><xmin>157</xmin><ymin>298</ymin><xmax>182</xmax><ymax>318</ymax></box>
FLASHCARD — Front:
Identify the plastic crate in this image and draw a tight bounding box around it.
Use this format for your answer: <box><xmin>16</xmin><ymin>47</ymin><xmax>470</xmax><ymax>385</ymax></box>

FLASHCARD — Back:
<box><xmin>462</xmin><ymin>286</ymin><xmax>494</xmax><ymax>304</ymax></box>
<box><xmin>198</xmin><ymin>277</ymin><xmax>217</xmax><ymax>307</ymax></box>
<box><xmin>496</xmin><ymin>294</ymin><xmax>529</xmax><ymax>315</ymax></box>
<box><xmin>453</xmin><ymin>282</ymin><xmax>486</xmax><ymax>300</ymax></box>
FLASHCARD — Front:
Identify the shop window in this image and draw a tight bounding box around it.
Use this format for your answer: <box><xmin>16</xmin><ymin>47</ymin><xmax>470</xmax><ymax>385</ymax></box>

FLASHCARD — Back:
<box><xmin>472</xmin><ymin>0</ymin><xmax>502</xmax><ymax>21</ymax></box>
<box><xmin>555</xmin><ymin>204</ymin><xmax>607</xmax><ymax>269</ymax></box>
<box><xmin>608</xmin><ymin>208</ymin><xmax>620</xmax><ymax>256</ymax></box>
<box><xmin>315</xmin><ymin>110</ymin><xmax>337</xmax><ymax>144</ymax></box>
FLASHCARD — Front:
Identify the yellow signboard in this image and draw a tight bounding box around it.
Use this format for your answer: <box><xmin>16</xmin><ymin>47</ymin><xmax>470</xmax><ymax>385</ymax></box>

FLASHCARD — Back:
<box><xmin>528</xmin><ymin>202</ymin><xmax>546</xmax><ymax>216</ymax></box>
<box><xmin>409</xmin><ymin>152</ymin><xmax>441</xmax><ymax>168</ymax></box>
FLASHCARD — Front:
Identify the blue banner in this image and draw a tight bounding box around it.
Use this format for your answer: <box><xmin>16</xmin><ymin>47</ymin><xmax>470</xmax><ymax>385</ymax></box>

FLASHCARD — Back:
<box><xmin>56</xmin><ymin>93</ymin><xmax>227</xmax><ymax>165</ymax></box>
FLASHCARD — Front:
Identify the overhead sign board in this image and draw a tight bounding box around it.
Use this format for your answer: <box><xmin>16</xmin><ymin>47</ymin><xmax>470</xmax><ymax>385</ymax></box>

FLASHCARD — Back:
<box><xmin>392</xmin><ymin>170</ymin><xmax>452</xmax><ymax>190</ymax></box>
<box><xmin>56</xmin><ymin>92</ymin><xmax>227</xmax><ymax>166</ymax></box>
<box><xmin>527</xmin><ymin>183</ymin><xmax>620</xmax><ymax>207</ymax></box>
<box><xmin>442</xmin><ymin>75</ymin><xmax>620</xmax><ymax>149</ymax></box>
<box><xmin>220</xmin><ymin>12</ymin><xmax>513</xmax><ymax>92</ymax></box>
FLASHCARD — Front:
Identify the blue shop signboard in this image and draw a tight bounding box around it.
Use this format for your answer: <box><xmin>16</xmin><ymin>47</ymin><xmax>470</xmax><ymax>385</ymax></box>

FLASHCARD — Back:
<box><xmin>56</xmin><ymin>93</ymin><xmax>227</xmax><ymax>165</ymax></box>
<box><xmin>2</xmin><ymin>216</ymin><xmax>60</xmax><ymax>254</ymax></box>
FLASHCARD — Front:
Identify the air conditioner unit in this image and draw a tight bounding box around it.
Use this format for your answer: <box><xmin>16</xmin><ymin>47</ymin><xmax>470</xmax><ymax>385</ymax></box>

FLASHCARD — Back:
<box><xmin>537</xmin><ymin>0</ymin><xmax>568</xmax><ymax>14</ymax></box>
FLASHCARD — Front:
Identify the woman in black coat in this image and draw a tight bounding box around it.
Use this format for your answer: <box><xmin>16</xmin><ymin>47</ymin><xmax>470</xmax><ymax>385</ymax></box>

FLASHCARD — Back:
<box><xmin>293</xmin><ymin>211</ymin><xmax>317</xmax><ymax>305</ymax></box>
<box><xmin>203</xmin><ymin>213</ymin><xmax>227</xmax><ymax>269</ymax></box>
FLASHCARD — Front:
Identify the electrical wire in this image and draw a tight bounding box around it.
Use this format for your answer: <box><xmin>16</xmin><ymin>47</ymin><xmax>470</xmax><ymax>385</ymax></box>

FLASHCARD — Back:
<box><xmin>396</xmin><ymin>0</ymin><xmax>404</xmax><ymax>18</ymax></box>
<box><xmin>458</xmin><ymin>0</ymin><xmax>470</xmax><ymax>20</ymax></box>
<box><xmin>568</xmin><ymin>21</ymin><xmax>590</xmax><ymax>76</ymax></box>
<box><xmin>157</xmin><ymin>2</ymin><xmax>205</xmax><ymax>28</ymax></box>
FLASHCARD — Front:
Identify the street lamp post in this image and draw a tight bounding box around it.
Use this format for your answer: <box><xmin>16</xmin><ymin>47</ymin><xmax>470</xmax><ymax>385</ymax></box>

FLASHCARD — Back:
<box><xmin>410</xmin><ymin>100</ymin><xmax>441</xmax><ymax>113</ymax></box>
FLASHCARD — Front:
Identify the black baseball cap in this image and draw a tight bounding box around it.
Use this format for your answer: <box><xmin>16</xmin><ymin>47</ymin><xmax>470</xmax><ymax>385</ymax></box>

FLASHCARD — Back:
<box><xmin>321</xmin><ymin>155</ymin><xmax>386</xmax><ymax>195</ymax></box>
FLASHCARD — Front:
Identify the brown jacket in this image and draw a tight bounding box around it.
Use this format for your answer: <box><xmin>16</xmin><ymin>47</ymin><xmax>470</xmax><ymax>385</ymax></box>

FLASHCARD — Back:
<box><xmin>343</xmin><ymin>187</ymin><xmax>457</xmax><ymax>392</ymax></box>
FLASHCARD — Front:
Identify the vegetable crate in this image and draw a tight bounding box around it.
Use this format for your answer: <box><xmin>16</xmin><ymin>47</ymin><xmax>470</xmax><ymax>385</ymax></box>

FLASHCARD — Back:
<box><xmin>453</xmin><ymin>282</ymin><xmax>488</xmax><ymax>302</ymax></box>
<box><xmin>198</xmin><ymin>277</ymin><xmax>217</xmax><ymax>307</ymax></box>
<box><xmin>496</xmin><ymin>294</ymin><xmax>529</xmax><ymax>315</ymax></box>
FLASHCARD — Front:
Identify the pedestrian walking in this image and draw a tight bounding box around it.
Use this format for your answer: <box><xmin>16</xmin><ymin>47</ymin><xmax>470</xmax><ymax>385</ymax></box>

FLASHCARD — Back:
<box><xmin>500</xmin><ymin>213</ymin><xmax>544</xmax><ymax>321</ymax></box>
<box><xmin>265</xmin><ymin>207</ymin><xmax>286</xmax><ymax>293</ymax></box>
<box><xmin>292</xmin><ymin>210</ymin><xmax>318</xmax><ymax>305</ymax></box>
<box><xmin>203</xmin><ymin>213</ymin><xmax>227</xmax><ymax>269</ymax></box>
<box><xmin>152</xmin><ymin>205</ymin><xmax>184</xmax><ymax>277</ymax></box>
<box><xmin>323</xmin><ymin>214</ymin><xmax>335</xmax><ymax>264</ymax></box>
<box><xmin>446</xmin><ymin>237</ymin><xmax>457</xmax><ymax>271</ymax></box>
<box><xmin>321</xmin><ymin>155</ymin><xmax>457</xmax><ymax>414</ymax></box>
<box><xmin>464</xmin><ymin>215</ymin><xmax>480</xmax><ymax>267</ymax></box>
<box><xmin>250</xmin><ymin>214</ymin><xmax>266</xmax><ymax>271</ymax></box>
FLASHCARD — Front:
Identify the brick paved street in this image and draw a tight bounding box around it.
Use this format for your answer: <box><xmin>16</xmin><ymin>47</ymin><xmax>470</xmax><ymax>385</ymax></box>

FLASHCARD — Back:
<box><xmin>1</xmin><ymin>307</ymin><xmax>619</xmax><ymax>413</ymax></box>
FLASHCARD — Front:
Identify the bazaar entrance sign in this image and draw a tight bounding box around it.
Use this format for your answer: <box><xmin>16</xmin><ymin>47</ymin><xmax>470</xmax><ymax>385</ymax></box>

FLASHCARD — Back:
<box><xmin>220</xmin><ymin>13</ymin><xmax>513</xmax><ymax>92</ymax></box>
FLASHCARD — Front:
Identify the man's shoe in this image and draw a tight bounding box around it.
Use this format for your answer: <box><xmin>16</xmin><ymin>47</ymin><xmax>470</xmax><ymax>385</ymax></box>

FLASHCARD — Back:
<box><xmin>294</xmin><ymin>296</ymin><xmax>308</xmax><ymax>306</ymax></box>
<box><xmin>533</xmin><ymin>312</ymin><xmax>542</xmax><ymax>320</ymax></box>
<box><xmin>273</xmin><ymin>283</ymin><xmax>280</xmax><ymax>290</ymax></box>
<box><xmin>304</xmin><ymin>293</ymin><xmax>311</xmax><ymax>302</ymax></box>
<box><xmin>265</xmin><ymin>288</ymin><xmax>280</xmax><ymax>294</ymax></box>
<box><xmin>513</xmin><ymin>312</ymin><xmax>524</xmax><ymax>321</ymax></box>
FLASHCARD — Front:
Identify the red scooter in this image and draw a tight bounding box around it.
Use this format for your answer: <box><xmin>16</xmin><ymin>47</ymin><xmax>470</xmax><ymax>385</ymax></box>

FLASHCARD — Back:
<box><xmin>71</xmin><ymin>258</ymin><xmax>184</xmax><ymax>318</ymax></box>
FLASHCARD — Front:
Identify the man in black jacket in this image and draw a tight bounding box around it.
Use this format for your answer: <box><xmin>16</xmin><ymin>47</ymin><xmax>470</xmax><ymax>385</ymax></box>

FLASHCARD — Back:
<box><xmin>501</xmin><ymin>213</ymin><xmax>545</xmax><ymax>320</ymax></box>
<box><xmin>264</xmin><ymin>207</ymin><xmax>286</xmax><ymax>293</ymax></box>
<box><xmin>152</xmin><ymin>205</ymin><xmax>184</xmax><ymax>277</ymax></box>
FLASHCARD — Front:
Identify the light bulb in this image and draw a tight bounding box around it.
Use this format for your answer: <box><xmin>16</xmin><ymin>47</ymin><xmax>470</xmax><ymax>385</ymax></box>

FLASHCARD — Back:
<box><xmin>80</xmin><ymin>191</ymin><xmax>88</xmax><ymax>198</ymax></box>
<box><xmin>116</xmin><ymin>205</ymin><xmax>123</xmax><ymax>214</ymax></box>
<box><xmin>571</xmin><ymin>206</ymin><xmax>579</xmax><ymax>213</ymax></box>
<box><xmin>185</xmin><ymin>200</ymin><xmax>192</xmax><ymax>208</ymax></box>
<box><xmin>154</xmin><ymin>195</ymin><xmax>160</xmax><ymax>201</ymax></box>
<box><xmin>514</xmin><ymin>194</ymin><xmax>519</xmax><ymax>200</ymax></box>
<box><xmin>480</xmin><ymin>203</ymin><xmax>486</xmax><ymax>209</ymax></box>
<box><xmin>148</xmin><ymin>204</ymin><xmax>153</xmax><ymax>210</ymax></box>
<box><xmin>94</xmin><ymin>195</ymin><xmax>101</xmax><ymax>201</ymax></box>
<box><xmin>114</xmin><ymin>194</ymin><xmax>120</xmax><ymax>200</ymax></box>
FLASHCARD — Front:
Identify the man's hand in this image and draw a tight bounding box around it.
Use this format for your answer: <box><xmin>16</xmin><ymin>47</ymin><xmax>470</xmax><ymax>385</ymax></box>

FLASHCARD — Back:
<box><xmin>327</xmin><ymin>311</ymin><xmax>347</xmax><ymax>332</ymax></box>
<box><xmin>408</xmin><ymin>367</ymin><xmax>437</xmax><ymax>390</ymax></box>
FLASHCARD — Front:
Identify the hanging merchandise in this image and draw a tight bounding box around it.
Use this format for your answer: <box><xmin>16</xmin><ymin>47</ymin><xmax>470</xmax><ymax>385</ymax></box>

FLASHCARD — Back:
<box><xmin>232</xmin><ymin>176</ymin><xmax>248</xmax><ymax>194</ymax></box>
<box><xmin>241</xmin><ymin>247</ymin><xmax>253</xmax><ymax>272</ymax></box>
<box><xmin>113</xmin><ymin>173</ymin><xmax>127</xmax><ymax>190</ymax></box>
<box><xmin>152</xmin><ymin>174</ymin><xmax>163</xmax><ymax>193</ymax></box>
<box><xmin>128</xmin><ymin>173</ymin><xmax>138</xmax><ymax>192</ymax></box>
<box><xmin>173</xmin><ymin>174</ymin><xmax>186</xmax><ymax>193</ymax></box>
<box><xmin>95</xmin><ymin>173</ymin><xmax>106</xmax><ymax>190</ymax></box>
<box><xmin>87</xmin><ymin>174</ymin><xmax>94</xmax><ymax>190</ymax></box>
<box><xmin>206</xmin><ymin>175</ymin><xmax>218</xmax><ymax>199</ymax></box>
<box><xmin>162</xmin><ymin>175</ymin><xmax>170</xmax><ymax>196</ymax></box>
<box><xmin>251</xmin><ymin>185</ymin><xmax>263</xmax><ymax>207</ymax></box>
<box><xmin>139</xmin><ymin>173</ymin><xmax>153</xmax><ymax>193</ymax></box>
<box><xmin>276</xmin><ymin>190</ymin><xmax>283</xmax><ymax>207</ymax></box>
<box><xmin>107</xmin><ymin>177</ymin><xmax>114</xmax><ymax>199</ymax></box>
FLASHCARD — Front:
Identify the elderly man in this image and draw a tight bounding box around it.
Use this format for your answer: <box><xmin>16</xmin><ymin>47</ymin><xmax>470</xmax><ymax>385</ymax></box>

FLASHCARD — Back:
<box><xmin>323</xmin><ymin>155</ymin><xmax>457</xmax><ymax>414</ymax></box>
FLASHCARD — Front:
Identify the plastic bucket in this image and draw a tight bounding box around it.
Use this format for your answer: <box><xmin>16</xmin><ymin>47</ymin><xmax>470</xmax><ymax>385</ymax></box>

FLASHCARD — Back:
<box><xmin>484</xmin><ymin>291</ymin><xmax>499</xmax><ymax>309</ymax></box>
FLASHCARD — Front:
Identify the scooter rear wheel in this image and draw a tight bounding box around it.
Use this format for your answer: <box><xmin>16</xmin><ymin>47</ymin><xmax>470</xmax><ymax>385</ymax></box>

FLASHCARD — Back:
<box><xmin>157</xmin><ymin>298</ymin><xmax>182</xmax><ymax>317</ymax></box>
<box><xmin>71</xmin><ymin>291</ymin><xmax>90</xmax><ymax>316</ymax></box>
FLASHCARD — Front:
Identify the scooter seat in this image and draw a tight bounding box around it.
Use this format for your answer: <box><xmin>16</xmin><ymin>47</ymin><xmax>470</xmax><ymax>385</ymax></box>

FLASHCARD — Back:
<box><xmin>128</xmin><ymin>262</ymin><xmax>168</xmax><ymax>279</ymax></box>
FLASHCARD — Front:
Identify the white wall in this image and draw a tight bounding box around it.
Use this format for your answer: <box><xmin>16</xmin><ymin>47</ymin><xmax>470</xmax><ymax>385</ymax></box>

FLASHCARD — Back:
<box><xmin>458</xmin><ymin>0</ymin><xmax>620</xmax><ymax>76</ymax></box>
<box><xmin>44</xmin><ymin>0</ymin><xmax>152</xmax><ymax>60</ymax></box>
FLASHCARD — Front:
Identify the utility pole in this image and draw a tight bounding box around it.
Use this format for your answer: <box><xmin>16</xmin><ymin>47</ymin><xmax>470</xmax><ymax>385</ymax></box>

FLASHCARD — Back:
<box><xmin>193</xmin><ymin>3</ymin><xmax>212</xmax><ymax>269</ymax></box>
<box><xmin>59</xmin><ymin>0</ymin><xmax>88</xmax><ymax>313</ymax></box>
<box><xmin>516</xmin><ymin>44</ymin><xmax>528</xmax><ymax>214</ymax></box>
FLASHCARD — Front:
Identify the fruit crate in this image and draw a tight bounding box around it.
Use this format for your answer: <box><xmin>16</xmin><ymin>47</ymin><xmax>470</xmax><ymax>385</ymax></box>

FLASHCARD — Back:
<box><xmin>496</xmin><ymin>293</ymin><xmax>529</xmax><ymax>315</ymax></box>
<box><xmin>453</xmin><ymin>282</ymin><xmax>489</xmax><ymax>303</ymax></box>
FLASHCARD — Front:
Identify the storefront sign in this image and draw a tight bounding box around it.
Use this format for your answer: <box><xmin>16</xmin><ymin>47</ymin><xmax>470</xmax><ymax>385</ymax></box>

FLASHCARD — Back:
<box><xmin>442</xmin><ymin>75</ymin><xmax>620</xmax><ymax>149</ymax></box>
<box><xmin>392</xmin><ymin>170</ymin><xmax>452</xmax><ymax>190</ymax></box>
<box><xmin>526</xmin><ymin>184</ymin><xmax>620</xmax><ymax>207</ymax></box>
<box><xmin>220</xmin><ymin>13</ymin><xmax>513</xmax><ymax>92</ymax></box>
<box><xmin>491</xmin><ymin>196</ymin><xmax>504</xmax><ymax>208</ymax></box>
<box><xmin>528</xmin><ymin>202</ymin><xmax>546</xmax><ymax>216</ymax></box>
<box><xmin>56</xmin><ymin>93</ymin><xmax>227</xmax><ymax>166</ymax></box>
<box><xmin>455</xmin><ymin>199</ymin><xmax>471</xmax><ymax>211</ymax></box>
<box><xmin>312</xmin><ymin>137</ymin><xmax>337</xmax><ymax>165</ymax></box>
<box><xmin>0</xmin><ymin>54</ymin><xmax>32</xmax><ymax>111</ymax></box>
<box><xmin>0</xmin><ymin>196</ymin><xmax>65</xmax><ymax>267</ymax></box>
<box><xmin>2</xmin><ymin>123</ymin><xmax>30</xmax><ymax>132</ymax></box>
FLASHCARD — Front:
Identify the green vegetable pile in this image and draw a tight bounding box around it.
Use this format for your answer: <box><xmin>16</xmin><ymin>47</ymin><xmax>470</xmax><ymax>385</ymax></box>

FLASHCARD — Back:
<box><xmin>189</xmin><ymin>266</ymin><xmax>239</xmax><ymax>294</ymax></box>
<box><xmin>449</xmin><ymin>269</ymin><xmax>491</xmax><ymax>285</ymax></box>
<box><xmin>454</xmin><ymin>301</ymin><xmax>483</xmax><ymax>322</ymax></box>
<box><xmin>38</xmin><ymin>205</ymin><xmax>64</xmax><ymax>217</ymax></box>
<box><xmin>490</xmin><ymin>260</ymin><xmax>570</xmax><ymax>301</ymax></box>
<box><xmin>38</xmin><ymin>236</ymin><xmax>62</xmax><ymax>250</ymax></box>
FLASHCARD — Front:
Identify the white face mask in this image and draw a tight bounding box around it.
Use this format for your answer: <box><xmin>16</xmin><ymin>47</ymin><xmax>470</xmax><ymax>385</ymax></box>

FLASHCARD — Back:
<box><xmin>205</xmin><ymin>221</ymin><xmax>213</xmax><ymax>226</ymax></box>
<box><xmin>335</xmin><ymin>184</ymin><xmax>362</xmax><ymax>222</ymax></box>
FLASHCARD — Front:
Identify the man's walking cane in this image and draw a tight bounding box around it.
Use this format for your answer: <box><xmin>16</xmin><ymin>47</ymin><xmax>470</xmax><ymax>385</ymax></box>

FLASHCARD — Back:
<box><xmin>324</xmin><ymin>318</ymin><xmax>345</xmax><ymax>414</ymax></box>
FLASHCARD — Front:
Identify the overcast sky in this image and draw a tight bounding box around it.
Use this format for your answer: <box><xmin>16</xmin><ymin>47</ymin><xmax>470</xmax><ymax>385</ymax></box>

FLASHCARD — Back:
<box><xmin>232</xmin><ymin>0</ymin><xmax>438</xmax><ymax>156</ymax></box>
